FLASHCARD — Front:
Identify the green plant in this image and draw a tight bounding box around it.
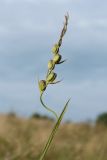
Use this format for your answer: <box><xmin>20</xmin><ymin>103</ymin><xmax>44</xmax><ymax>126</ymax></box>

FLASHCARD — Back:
<box><xmin>38</xmin><ymin>13</ymin><xmax>70</xmax><ymax>160</ymax></box>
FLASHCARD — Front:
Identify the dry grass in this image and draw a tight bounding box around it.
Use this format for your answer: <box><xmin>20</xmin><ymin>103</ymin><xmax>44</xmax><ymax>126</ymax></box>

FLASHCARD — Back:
<box><xmin>0</xmin><ymin>114</ymin><xmax>107</xmax><ymax>160</ymax></box>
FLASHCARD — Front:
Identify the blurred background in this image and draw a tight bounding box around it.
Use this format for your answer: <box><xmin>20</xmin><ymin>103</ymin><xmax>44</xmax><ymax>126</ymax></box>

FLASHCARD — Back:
<box><xmin>0</xmin><ymin>0</ymin><xmax>107</xmax><ymax>160</ymax></box>
<box><xmin>0</xmin><ymin>0</ymin><xmax>107</xmax><ymax>122</ymax></box>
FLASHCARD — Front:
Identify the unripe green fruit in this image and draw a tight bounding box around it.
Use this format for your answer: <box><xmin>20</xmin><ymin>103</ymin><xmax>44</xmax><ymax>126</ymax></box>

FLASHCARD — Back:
<box><xmin>48</xmin><ymin>60</ymin><xmax>55</xmax><ymax>70</ymax></box>
<box><xmin>53</xmin><ymin>54</ymin><xmax>62</xmax><ymax>64</ymax></box>
<box><xmin>46</xmin><ymin>72</ymin><xmax>57</xmax><ymax>83</ymax></box>
<box><xmin>52</xmin><ymin>44</ymin><xmax>59</xmax><ymax>54</ymax></box>
<box><xmin>38</xmin><ymin>80</ymin><xmax>46</xmax><ymax>92</ymax></box>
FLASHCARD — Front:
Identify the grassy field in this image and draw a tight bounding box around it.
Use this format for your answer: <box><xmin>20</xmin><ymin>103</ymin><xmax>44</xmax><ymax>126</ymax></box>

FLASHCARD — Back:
<box><xmin>0</xmin><ymin>114</ymin><xmax>107</xmax><ymax>160</ymax></box>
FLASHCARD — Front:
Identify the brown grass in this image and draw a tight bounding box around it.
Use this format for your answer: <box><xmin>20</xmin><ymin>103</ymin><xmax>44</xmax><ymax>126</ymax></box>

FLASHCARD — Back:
<box><xmin>0</xmin><ymin>114</ymin><xmax>107</xmax><ymax>160</ymax></box>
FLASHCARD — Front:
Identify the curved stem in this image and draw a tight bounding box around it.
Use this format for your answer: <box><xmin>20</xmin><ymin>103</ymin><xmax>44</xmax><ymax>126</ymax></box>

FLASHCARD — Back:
<box><xmin>39</xmin><ymin>99</ymin><xmax>70</xmax><ymax>160</ymax></box>
<box><xmin>40</xmin><ymin>92</ymin><xmax>58</xmax><ymax>120</ymax></box>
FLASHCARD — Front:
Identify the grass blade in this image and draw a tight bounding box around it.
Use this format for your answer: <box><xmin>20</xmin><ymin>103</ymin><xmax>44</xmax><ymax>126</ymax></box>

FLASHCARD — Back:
<box><xmin>39</xmin><ymin>99</ymin><xmax>70</xmax><ymax>160</ymax></box>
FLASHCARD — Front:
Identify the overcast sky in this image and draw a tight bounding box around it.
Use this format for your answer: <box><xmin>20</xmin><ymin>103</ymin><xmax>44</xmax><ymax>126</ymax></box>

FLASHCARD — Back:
<box><xmin>0</xmin><ymin>0</ymin><xmax>107</xmax><ymax>122</ymax></box>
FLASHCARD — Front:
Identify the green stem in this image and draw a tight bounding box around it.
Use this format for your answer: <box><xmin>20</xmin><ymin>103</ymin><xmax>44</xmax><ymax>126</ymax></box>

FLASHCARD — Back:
<box><xmin>39</xmin><ymin>99</ymin><xmax>70</xmax><ymax>160</ymax></box>
<box><xmin>40</xmin><ymin>92</ymin><xmax>58</xmax><ymax>120</ymax></box>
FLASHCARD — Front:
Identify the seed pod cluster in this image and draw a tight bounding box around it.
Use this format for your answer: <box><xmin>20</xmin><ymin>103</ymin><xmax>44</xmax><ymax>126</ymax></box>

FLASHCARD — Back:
<box><xmin>38</xmin><ymin>13</ymin><xmax>69</xmax><ymax>94</ymax></box>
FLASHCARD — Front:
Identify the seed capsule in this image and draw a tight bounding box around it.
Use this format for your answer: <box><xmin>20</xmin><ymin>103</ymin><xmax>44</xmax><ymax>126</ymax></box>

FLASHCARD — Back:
<box><xmin>38</xmin><ymin>80</ymin><xmax>46</xmax><ymax>92</ymax></box>
<box><xmin>46</xmin><ymin>72</ymin><xmax>57</xmax><ymax>83</ymax></box>
<box><xmin>53</xmin><ymin>54</ymin><xmax>62</xmax><ymax>64</ymax></box>
<box><xmin>48</xmin><ymin>60</ymin><xmax>55</xmax><ymax>70</ymax></box>
<box><xmin>52</xmin><ymin>44</ymin><xmax>59</xmax><ymax>54</ymax></box>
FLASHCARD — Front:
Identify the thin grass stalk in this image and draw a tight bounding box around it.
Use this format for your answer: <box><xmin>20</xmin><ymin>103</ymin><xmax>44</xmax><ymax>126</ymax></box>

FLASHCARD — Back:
<box><xmin>39</xmin><ymin>99</ymin><xmax>70</xmax><ymax>160</ymax></box>
<box><xmin>38</xmin><ymin>13</ymin><xmax>70</xmax><ymax>160</ymax></box>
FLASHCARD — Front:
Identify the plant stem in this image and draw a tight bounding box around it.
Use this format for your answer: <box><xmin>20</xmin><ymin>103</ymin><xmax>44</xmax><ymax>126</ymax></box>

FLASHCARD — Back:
<box><xmin>40</xmin><ymin>92</ymin><xmax>58</xmax><ymax>120</ymax></box>
<box><xmin>39</xmin><ymin>99</ymin><xmax>70</xmax><ymax>160</ymax></box>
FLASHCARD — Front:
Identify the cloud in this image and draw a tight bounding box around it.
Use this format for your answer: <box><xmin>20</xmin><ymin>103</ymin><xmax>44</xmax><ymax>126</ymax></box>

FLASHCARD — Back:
<box><xmin>0</xmin><ymin>0</ymin><xmax>107</xmax><ymax>121</ymax></box>
<box><xmin>75</xmin><ymin>19</ymin><xmax>107</xmax><ymax>31</ymax></box>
